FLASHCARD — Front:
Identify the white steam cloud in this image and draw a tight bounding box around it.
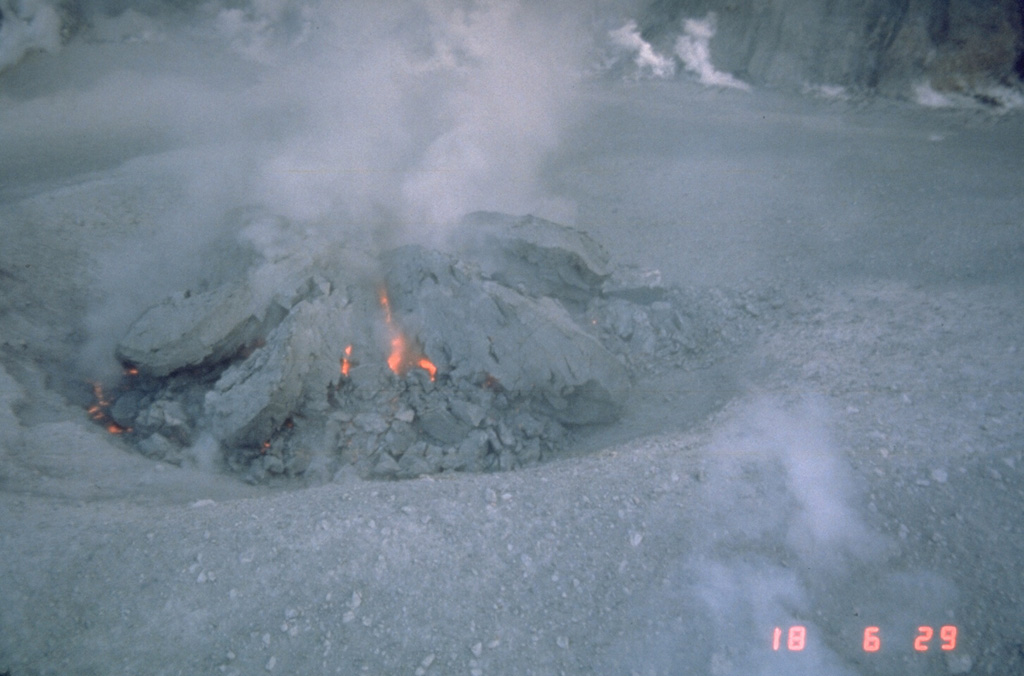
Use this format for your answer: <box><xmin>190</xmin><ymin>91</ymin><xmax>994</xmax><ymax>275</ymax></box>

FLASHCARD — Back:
<box><xmin>606</xmin><ymin>13</ymin><xmax>749</xmax><ymax>90</ymax></box>
<box><xmin>8</xmin><ymin>1</ymin><xmax>592</xmax><ymax>232</ymax></box>
<box><xmin>702</xmin><ymin>395</ymin><xmax>884</xmax><ymax>568</ymax></box>
<box><xmin>223</xmin><ymin>1</ymin><xmax>588</xmax><ymax>233</ymax></box>
<box><xmin>604</xmin><ymin>395</ymin><xmax>893</xmax><ymax>674</ymax></box>
<box><xmin>675</xmin><ymin>13</ymin><xmax>749</xmax><ymax>91</ymax></box>
<box><xmin>0</xmin><ymin>1</ymin><xmax>605</xmax><ymax>377</ymax></box>
<box><xmin>608</xmin><ymin>19</ymin><xmax>675</xmax><ymax>79</ymax></box>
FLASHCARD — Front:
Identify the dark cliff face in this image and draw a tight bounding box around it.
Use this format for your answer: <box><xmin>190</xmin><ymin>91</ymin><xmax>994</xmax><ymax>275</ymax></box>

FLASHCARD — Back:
<box><xmin>640</xmin><ymin>0</ymin><xmax>1024</xmax><ymax>95</ymax></box>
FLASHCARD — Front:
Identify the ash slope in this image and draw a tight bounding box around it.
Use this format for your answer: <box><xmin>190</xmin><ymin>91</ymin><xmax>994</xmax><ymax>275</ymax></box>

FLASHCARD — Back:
<box><xmin>2</xmin><ymin>70</ymin><xmax>1024</xmax><ymax>676</ymax></box>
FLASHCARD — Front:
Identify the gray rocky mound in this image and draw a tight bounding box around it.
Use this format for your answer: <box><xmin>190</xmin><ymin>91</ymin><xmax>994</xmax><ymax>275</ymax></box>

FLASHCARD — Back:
<box><xmin>103</xmin><ymin>211</ymin><xmax>731</xmax><ymax>481</ymax></box>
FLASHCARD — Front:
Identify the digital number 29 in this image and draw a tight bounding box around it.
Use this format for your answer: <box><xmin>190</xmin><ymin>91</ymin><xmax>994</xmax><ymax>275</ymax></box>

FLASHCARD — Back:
<box><xmin>915</xmin><ymin>625</ymin><xmax>957</xmax><ymax>652</ymax></box>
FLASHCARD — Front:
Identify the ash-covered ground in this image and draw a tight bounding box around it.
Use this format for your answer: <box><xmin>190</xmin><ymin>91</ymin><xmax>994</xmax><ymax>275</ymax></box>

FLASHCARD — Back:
<box><xmin>1</xmin><ymin>2</ymin><xmax>1023</xmax><ymax>675</ymax></box>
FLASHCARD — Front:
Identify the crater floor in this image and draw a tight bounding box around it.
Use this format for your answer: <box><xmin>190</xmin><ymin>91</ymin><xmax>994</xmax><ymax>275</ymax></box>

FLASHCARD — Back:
<box><xmin>2</xmin><ymin>66</ymin><xmax>1023</xmax><ymax>676</ymax></box>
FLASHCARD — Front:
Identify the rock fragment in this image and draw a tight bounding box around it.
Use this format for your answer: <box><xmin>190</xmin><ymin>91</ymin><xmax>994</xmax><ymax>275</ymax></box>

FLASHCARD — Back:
<box><xmin>116</xmin><ymin>281</ymin><xmax>282</xmax><ymax>377</ymax></box>
<box><xmin>456</xmin><ymin>211</ymin><xmax>612</xmax><ymax>303</ymax></box>
<box><xmin>382</xmin><ymin>245</ymin><xmax>628</xmax><ymax>426</ymax></box>
<box><xmin>203</xmin><ymin>294</ymin><xmax>349</xmax><ymax>447</ymax></box>
<box><xmin>116</xmin><ymin>253</ymin><xmax>331</xmax><ymax>376</ymax></box>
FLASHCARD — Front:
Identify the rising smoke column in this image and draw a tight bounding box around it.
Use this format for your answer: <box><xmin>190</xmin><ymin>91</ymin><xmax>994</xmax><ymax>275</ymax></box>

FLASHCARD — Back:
<box><xmin>601</xmin><ymin>395</ymin><xmax>895</xmax><ymax>675</ymax></box>
<box><xmin>608</xmin><ymin>19</ymin><xmax>676</xmax><ymax>78</ymax></box>
<box><xmin>0</xmin><ymin>1</ymin><xmax>597</xmax><ymax>379</ymax></box>
<box><xmin>242</xmin><ymin>1</ymin><xmax>589</xmax><ymax>235</ymax></box>
<box><xmin>674</xmin><ymin>13</ymin><xmax>749</xmax><ymax>90</ymax></box>
<box><xmin>605</xmin><ymin>12</ymin><xmax>749</xmax><ymax>90</ymax></box>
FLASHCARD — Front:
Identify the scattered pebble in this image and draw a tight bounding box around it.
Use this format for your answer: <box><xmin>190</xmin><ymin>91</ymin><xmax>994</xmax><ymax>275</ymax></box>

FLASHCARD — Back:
<box><xmin>931</xmin><ymin>468</ymin><xmax>948</xmax><ymax>483</ymax></box>
<box><xmin>471</xmin><ymin>641</ymin><xmax>483</xmax><ymax>657</ymax></box>
<box><xmin>265</xmin><ymin>655</ymin><xmax>276</xmax><ymax>671</ymax></box>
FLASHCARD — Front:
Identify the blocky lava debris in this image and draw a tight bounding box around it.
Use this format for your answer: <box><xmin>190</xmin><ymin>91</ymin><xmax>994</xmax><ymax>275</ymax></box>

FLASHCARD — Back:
<box><xmin>107</xmin><ymin>212</ymin><xmax>740</xmax><ymax>481</ymax></box>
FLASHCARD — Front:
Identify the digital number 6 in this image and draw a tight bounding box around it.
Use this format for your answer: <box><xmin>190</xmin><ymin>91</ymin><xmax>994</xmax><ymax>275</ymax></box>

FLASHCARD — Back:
<box><xmin>863</xmin><ymin>626</ymin><xmax>881</xmax><ymax>652</ymax></box>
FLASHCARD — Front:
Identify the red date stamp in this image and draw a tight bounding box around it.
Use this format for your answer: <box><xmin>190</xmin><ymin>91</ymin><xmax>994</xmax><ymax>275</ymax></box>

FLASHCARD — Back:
<box><xmin>772</xmin><ymin>625</ymin><xmax>958</xmax><ymax>652</ymax></box>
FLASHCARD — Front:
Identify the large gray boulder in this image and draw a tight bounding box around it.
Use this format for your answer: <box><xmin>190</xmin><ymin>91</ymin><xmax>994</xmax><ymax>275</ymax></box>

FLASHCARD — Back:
<box><xmin>116</xmin><ymin>260</ymin><xmax>329</xmax><ymax>377</ymax></box>
<box><xmin>115</xmin><ymin>282</ymin><xmax>281</xmax><ymax>377</ymax></box>
<box><xmin>203</xmin><ymin>294</ymin><xmax>351</xmax><ymax>447</ymax></box>
<box><xmin>455</xmin><ymin>211</ymin><xmax>612</xmax><ymax>304</ymax></box>
<box><xmin>382</xmin><ymin>245</ymin><xmax>629</xmax><ymax>425</ymax></box>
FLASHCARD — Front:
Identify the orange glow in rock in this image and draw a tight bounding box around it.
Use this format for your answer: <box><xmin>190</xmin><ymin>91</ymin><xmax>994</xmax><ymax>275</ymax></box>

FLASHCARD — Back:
<box><xmin>416</xmin><ymin>357</ymin><xmax>438</xmax><ymax>381</ymax></box>
<box><xmin>388</xmin><ymin>334</ymin><xmax>405</xmax><ymax>374</ymax></box>
<box><xmin>88</xmin><ymin>382</ymin><xmax>132</xmax><ymax>435</ymax></box>
<box><xmin>379</xmin><ymin>288</ymin><xmax>437</xmax><ymax>381</ymax></box>
<box><xmin>340</xmin><ymin>344</ymin><xmax>353</xmax><ymax>376</ymax></box>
